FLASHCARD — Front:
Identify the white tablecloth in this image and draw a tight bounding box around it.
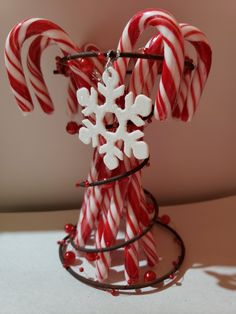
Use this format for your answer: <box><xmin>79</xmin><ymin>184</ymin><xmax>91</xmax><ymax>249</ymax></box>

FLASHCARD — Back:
<box><xmin>1</xmin><ymin>196</ymin><xmax>236</xmax><ymax>314</ymax></box>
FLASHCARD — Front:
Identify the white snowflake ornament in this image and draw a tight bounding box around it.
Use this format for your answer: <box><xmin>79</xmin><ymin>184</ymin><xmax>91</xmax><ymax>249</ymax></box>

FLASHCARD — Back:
<box><xmin>77</xmin><ymin>66</ymin><xmax>152</xmax><ymax>170</ymax></box>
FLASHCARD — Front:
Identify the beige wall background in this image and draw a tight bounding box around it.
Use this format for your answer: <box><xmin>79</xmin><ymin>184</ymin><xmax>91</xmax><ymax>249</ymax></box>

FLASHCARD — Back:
<box><xmin>0</xmin><ymin>0</ymin><xmax>235</xmax><ymax>211</ymax></box>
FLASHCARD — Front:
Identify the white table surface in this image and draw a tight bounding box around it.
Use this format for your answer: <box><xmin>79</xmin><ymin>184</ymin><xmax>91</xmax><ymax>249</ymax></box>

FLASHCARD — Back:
<box><xmin>1</xmin><ymin>196</ymin><xmax>236</xmax><ymax>314</ymax></box>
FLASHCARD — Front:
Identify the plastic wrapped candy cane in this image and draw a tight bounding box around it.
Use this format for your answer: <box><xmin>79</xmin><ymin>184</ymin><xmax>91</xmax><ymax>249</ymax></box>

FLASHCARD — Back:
<box><xmin>124</xmin><ymin>35</ymin><xmax>164</xmax><ymax>279</ymax></box>
<box><xmin>177</xmin><ymin>24</ymin><xmax>212</xmax><ymax>121</ymax></box>
<box><xmin>5</xmin><ymin>18</ymin><xmax>106</xmax><ymax>115</ymax></box>
<box><xmin>130</xmin><ymin>34</ymin><xmax>164</xmax><ymax>96</ymax></box>
<box><xmin>27</xmin><ymin>35</ymin><xmax>78</xmax><ymax>114</ymax></box>
<box><xmin>5</xmin><ymin>18</ymin><xmax>82</xmax><ymax>113</ymax></box>
<box><xmin>26</xmin><ymin>37</ymin><xmax>105</xmax><ymax>116</ymax></box>
<box><xmin>128</xmin><ymin>36</ymin><xmax>163</xmax><ymax>267</ymax></box>
<box><xmin>130</xmin><ymin>25</ymin><xmax>212</xmax><ymax>121</ymax></box>
<box><xmin>115</xmin><ymin>8</ymin><xmax>185</xmax><ymax>121</ymax></box>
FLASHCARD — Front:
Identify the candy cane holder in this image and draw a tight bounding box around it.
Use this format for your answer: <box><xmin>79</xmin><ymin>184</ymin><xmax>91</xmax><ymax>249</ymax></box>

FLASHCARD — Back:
<box><xmin>5</xmin><ymin>8</ymin><xmax>212</xmax><ymax>293</ymax></box>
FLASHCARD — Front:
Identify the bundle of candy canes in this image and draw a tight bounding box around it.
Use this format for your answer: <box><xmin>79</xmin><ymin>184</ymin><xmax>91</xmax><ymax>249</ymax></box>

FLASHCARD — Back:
<box><xmin>5</xmin><ymin>9</ymin><xmax>212</xmax><ymax>284</ymax></box>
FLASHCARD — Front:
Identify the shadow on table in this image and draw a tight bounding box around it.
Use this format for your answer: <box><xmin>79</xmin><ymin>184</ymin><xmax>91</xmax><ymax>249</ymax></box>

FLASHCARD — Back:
<box><xmin>1</xmin><ymin>196</ymin><xmax>236</xmax><ymax>294</ymax></box>
<box><xmin>167</xmin><ymin>196</ymin><xmax>236</xmax><ymax>293</ymax></box>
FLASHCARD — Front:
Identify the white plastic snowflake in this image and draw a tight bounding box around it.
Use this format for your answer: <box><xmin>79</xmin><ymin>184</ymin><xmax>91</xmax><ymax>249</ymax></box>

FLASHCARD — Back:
<box><xmin>77</xmin><ymin>66</ymin><xmax>152</xmax><ymax>170</ymax></box>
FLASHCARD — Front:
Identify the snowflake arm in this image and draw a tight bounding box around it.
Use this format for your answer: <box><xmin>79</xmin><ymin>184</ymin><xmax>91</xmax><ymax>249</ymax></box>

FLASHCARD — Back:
<box><xmin>79</xmin><ymin>119</ymin><xmax>100</xmax><ymax>147</ymax></box>
<box><xmin>122</xmin><ymin>92</ymin><xmax>152</xmax><ymax>127</ymax></box>
<box><xmin>77</xmin><ymin>87</ymin><xmax>98</xmax><ymax>116</ymax></box>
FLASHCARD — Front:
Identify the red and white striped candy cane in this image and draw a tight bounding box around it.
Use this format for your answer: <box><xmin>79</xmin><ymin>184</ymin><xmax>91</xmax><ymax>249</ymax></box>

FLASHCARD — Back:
<box><xmin>114</xmin><ymin>9</ymin><xmax>185</xmax><ymax>120</ymax></box>
<box><xmin>82</xmin><ymin>43</ymin><xmax>104</xmax><ymax>77</ymax></box>
<box><xmin>124</xmin><ymin>34</ymin><xmax>163</xmax><ymax>279</ymax></box>
<box><xmin>27</xmin><ymin>35</ymin><xmax>79</xmax><ymax>114</ymax></box>
<box><xmin>27</xmin><ymin>37</ymin><xmax>105</xmax><ymax>116</ymax></box>
<box><xmin>26</xmin><ymin>36</ymin><xmax>54</xmax><ymax>113</ymax></box>
<box><xmin>75</xmin><ymin>149</ymin><xmax>104</xmax><ymax>247</ymax></box>
<box><xmin>130</xmin><ymin>34</ymin><xmax>163</xmax><ymax>96</ymax></box>
<box><xmin>124</xmin><ymin>184</ymin><xmax>139</xmax><ymax>282</ymax></box>
<box><xmin>178</xmin><ymin>24</ymin><xmax>212</xmax><ymax>121</ymax></box>
<box><xmin>5</xmin><ymin>18</ymin><xmax>82</xmax><ymax>113</ymax></box>
<box><xmin>27</xmin><ymin>35</ymin><xmax>77</xmax><ymax>114</ymax></box>
<box><xmin>66</xmin><ymin>76</ymin><xmax>78</xmax><ymax>115</ymax></box>
<box><xmin>122</xmin><ymin>154</ymin><xmax>158</xmax><ymax>282</ymax></box>
<box><xmin>96</xmin><ymin>164</ymin><xmax>129</xmax><ymax>281</ymax></box>
<box><xmin>129</xmin><ymin>156</ymin><xmax>158</xmax><ymax>267</ymax></box>
<box><xmin>141</xmin><ymin>36</ymin><xmax>164</xmax><ymax>97</ymax></box>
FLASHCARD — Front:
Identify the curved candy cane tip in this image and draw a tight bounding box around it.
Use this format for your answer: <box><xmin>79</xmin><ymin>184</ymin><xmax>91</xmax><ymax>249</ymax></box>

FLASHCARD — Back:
<box><xmin>5</xmin><ymin>17</ymin><xmax>81</xmax><ymax>114</ymax></box>
<box><xmin>181</xmin><ymin>108</ymin><xmax>191</xmax><ymax>122</ymax></box>
<box><xmin>82</xmin><ymin>43</ymin><xmax>100</xmax><ymax>52</ymax></box>
<box><xmin>27</xmin><ymin>35</ymin><xmax>56</xmax><ymax>114</ymax></box>
<box><xmin>178</xmin><ymin>25</ymin><xmax>212</xmax><ymax>121</ymax></box>
<box><xmin>117</xmin><ymin>9</ymin><xmax>185</xmax><ymax>121</ymax></box>
<box><xmin>195</xmin><ymin>41</ymin><xmax>212</xmax><ymax>74</ymax></box>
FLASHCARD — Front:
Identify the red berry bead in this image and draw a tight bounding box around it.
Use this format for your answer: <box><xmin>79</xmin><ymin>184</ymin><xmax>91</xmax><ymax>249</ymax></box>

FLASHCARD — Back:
<box><xmin>79</xmin><ymin>58</ymin><xmax>94</xmax><ymax>73</ymax></box>
<box><xmin>110</xmin><ymin>289</ymin><xmax>119</xmax><ymax>296</ymax></box>
<box><xmin>160</xmin><ymin>214</ymin><xmax>171</xmax><ymax>225</ymax></box>
<box><xmin>79</xmin><ymin>267</ymin><xmax>84</xmax><ymax>272</ymax></box>
<box><xmin>144</xmin><ymin>270</ymin><xmax>157</xmax><ymax>282</ymax></box>
<box><xmin>169</xmin><ymin>274</ymin><xmax>175</xmax><ymax>280</ymax></box>
<box><xmin>86</xmin><ymin>253</ymin><xmax>97</xmax><ymax>262</ymax></box>
<box><xmin>63</xmin><ymin>251</ymin><xmax>76</xmax><ymax>266</ymax></box>
<box><xmin>66</xmin><ymin>121</ymin><xmax>80</xmax><ymax>135</ymax></box>
<box><xmin>84</xmin><ymin>180</ymin><xmax>90</xmax><ymax>187</ymax></box>
<box><xmin>97</xmin><ymin>52</ymin><xmax>106</xmax><ymax>62</ymax></box>
<box><xmin>64</xmin><ymin>223</ymin><xmax>76</xmax><ymax>234</ymax></box>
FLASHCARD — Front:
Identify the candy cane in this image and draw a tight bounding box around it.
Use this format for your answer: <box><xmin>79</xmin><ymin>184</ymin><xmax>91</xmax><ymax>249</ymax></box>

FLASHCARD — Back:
<box><xmin>27</xmin><ymin>39</ymin><xmax>105</xmax><ymax>115</ymax></box>
<box><xmin>115</xmin><ymin>9</ymin><xmax>184</xmax><ymax>120</ymax></box>
<box><xmin>130</xmin><ymin>157</ymin><xmax>158</xmax><ymax>267</ymax></box>
<box><xmin>96</xmin><ymin>163</ymin><xmax>129</xmax><ymax>281</ymax></box>
<box><xmin>130</xmin><ymin>34</ymin><xmax>163</xmax><ymax>96</ymax></box>
<box><xmin>5</xmin><ymin>18</ymin><xmax>82</xmax><ymax>112</ymax></box>
<box><xmin>27</xmin><ymin>37</ymin><xmax>105</xmax><ymax>116</ymax></box>
<box><xmin>27</xmin><ymin>35</ymin><xmax>79</xmax><ymax>114</ymax></box>
<box><xmin>82</xmin><ymin>43</ymin><xmax>104</xmax><ymax>76</ymax></box>
<box><xmin>178</xmin><ymin>24</ymin><xmax>212</xmax><ymax>121</ymax></box>
<box><xmin>122</xmin><ymin>154</ymin><xmax>158</xmax><ymax>282</ymax></box>
<box><xmin>123</xmin><ymin>34</ymin><xmax>162</xmax><ymax>280</ymax></box>
<box><xmin>26</xmin><ymin>36</ymin><xmax>54</xmax><ymax>113</ymax></box>
<box><xmin>75</xmin><ymin>149</ymin><xmax>104</xmax><ymax>246</ymax></box>
<box><xmin>67</xmin><ymin>76</ymin><xmax>78</xmax><ymax>115</ymax></box>
<box><xmin>4</xmin><ymin>18</ymin><xmax>98</xmax><ymax>114</ymax></box>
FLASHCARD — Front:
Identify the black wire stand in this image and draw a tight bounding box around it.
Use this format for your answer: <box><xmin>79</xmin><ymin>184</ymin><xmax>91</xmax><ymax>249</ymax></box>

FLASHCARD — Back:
<box><xmin>57</xmin><ymin>159</ymin><xmax>185</xmax><ymax>292</ymax></box>
<box><xmin>56</xmin><ymin>50</ymin><xmax>187</xmax><ymax>293</ymax></box>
